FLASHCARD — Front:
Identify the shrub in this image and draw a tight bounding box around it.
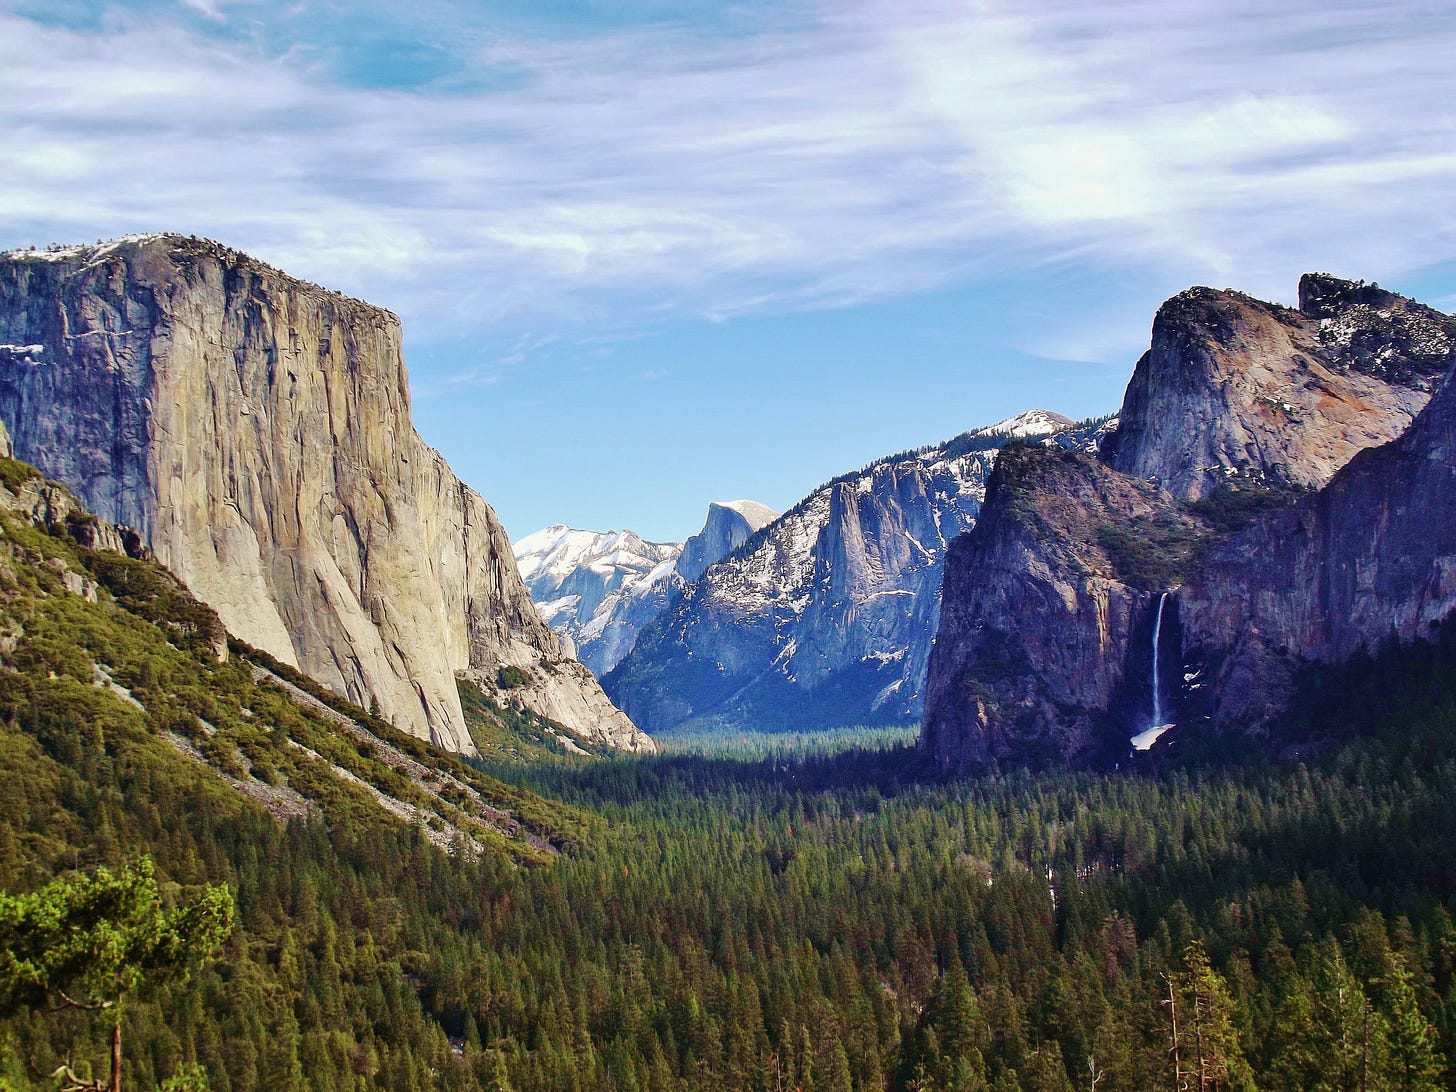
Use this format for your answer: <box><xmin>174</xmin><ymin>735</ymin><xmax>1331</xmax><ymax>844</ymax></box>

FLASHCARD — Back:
<box><xmin>496</xmin><ymin>665</ymin><xmax>531</xmax><ymax>690</ymax></box>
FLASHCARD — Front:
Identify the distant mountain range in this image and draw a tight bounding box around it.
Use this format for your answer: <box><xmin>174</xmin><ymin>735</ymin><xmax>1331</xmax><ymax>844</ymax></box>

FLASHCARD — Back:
<box><xmin>514</xmin><ymin>500</ymin><xmax>779</xmax><ymax>678</ymax></box>
<box><xmin>596</xmin><ymin>410</ymin><xmax>1113</xmax><ymax>733</ymax></box>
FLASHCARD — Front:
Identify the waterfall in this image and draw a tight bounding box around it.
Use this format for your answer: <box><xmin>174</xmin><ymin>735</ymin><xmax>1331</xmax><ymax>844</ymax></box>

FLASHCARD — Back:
<box><xmin>1132</xmin><ymin>592</ymin><xmax>1173</xmax><ymax>751</ymax></box>
<box><xmin>1150</xmin><ymin>591</ymin><xmax>1168</xmax><ymax>728</ymax></box>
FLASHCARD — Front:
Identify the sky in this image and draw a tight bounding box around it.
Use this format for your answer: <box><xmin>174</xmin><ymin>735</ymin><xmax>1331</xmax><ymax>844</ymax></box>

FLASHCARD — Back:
<box><xmin>4</xmin><ymin>0</ymin><xmax>1456</xmax><ymax>542</ymax></box>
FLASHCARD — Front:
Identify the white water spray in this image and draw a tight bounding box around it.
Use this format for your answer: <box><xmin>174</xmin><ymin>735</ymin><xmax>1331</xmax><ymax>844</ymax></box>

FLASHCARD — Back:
<box><xmin>1131</xmin><ymin>592</ymin><xmax>1173</xmax><ymax>751</ymax></box>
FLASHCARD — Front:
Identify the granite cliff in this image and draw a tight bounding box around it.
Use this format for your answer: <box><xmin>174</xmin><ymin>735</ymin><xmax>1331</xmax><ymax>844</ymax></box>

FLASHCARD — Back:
<box><xmin>675</xmin><ymin>500</ymin><xmax>780</xmax><ymax>583</ymax></box>
<box><xmin>920</xmin><ymin>444</ymin><xmax>1213</xmax><ymax>768</ymax></box>
<box><xmin>923</xmin><ymin>275</ymin><xmax>1456</xmax><ymax>771</ymax></box>
<box><xmin>1175</xmin><ymin>366</ymin><xmax>1456</xmax><ymax>735</ymax></box>
<box><xmin>0</xmin><ymin>235</ymin><xmax>653</xmax><ymax>755</ymax></box>
<box><xmin>1101</xmin><ymin>275</ymin><xmax>1448</xmax><ymax>498</ymax></box>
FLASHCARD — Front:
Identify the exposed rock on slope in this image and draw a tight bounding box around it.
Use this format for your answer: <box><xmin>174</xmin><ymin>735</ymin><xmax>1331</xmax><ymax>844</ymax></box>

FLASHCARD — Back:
<box><xmin>0</xmin><ymin>235</ymin><xmax>653</xmax><ymax>755</ymax></box>
<box><xmin>512</xmin><ymin>499</ymin><xmax>778</xmax><ymax>679</ymax></box>
<box><xmin>606</xmin><ymin>411</ymin><xmax>1092</xmax><ymax>733</ymax></box>
<box><xmin>924</xmin><ymin>276</ymin><xmax>1456</xmax><ymax>770</ymax></box>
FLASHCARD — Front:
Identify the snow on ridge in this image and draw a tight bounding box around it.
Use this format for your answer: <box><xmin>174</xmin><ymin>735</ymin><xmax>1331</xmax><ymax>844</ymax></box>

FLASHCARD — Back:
<box><xmin>513</xmin><ymin>521</ymin><xmax>688</xmax><ymax>675</ymax></box>
<box><xmin>513</xmin><ymin>524</ymin><xmax>681</xmax><ymax>588</ymax></box>
<box><xmin>976</xmin><ymin>408</ymin><xmax>1075</xmax><ymax>439</ymax></box>
<box><xmin>3</xmin><ymin>233</ymin><xmax>171</xmax><ymax>264</ymax></box>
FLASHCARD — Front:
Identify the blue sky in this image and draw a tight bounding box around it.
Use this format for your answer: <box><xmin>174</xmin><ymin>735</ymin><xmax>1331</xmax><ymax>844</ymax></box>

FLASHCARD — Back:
<box><xmin>4</xmin><ymin>1</ymin><xmax>1456</xmax><ymax>541</ymax></box>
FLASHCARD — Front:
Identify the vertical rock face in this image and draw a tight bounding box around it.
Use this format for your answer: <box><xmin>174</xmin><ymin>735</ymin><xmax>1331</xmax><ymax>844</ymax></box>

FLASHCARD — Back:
<box><xmin>920</xmin><ymin>445</ymin><xmax>1210</xmax><ymax>770</ymax></box>
<box><xmin>605</xmin><ymin>412</ymin><xmax>1091</xmax><ymax>733</ymax></box>
<box><xmin>1100</xmin><ymin>281</ymin><xmax>1449</xmax><ymax>499</ymax></box>
<box><xmin>0</xmin><ymin>235</ymin><xmax>653</xmax><ymax>755</ymax></box>
<box><xmin>924</xmin><ymin>276</ymin><xmax>1456</xmax><ymax>769</ymax></box>
<box><xmin>1175</xmin><ymin>368</ymin><xmax>1456</xmax><ymax>733</ymax></box>
<box><xmin>675</xmin><ymin>500</ymin><xmax>778</xmax><ymax>583</ymax></box>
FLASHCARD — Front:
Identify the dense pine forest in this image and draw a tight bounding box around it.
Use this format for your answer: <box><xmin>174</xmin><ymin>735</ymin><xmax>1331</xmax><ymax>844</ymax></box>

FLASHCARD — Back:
<box><xmin>0</xmin><ymin>465</ymin><xmax>1454</xmax><ymax>1089</ymax></box>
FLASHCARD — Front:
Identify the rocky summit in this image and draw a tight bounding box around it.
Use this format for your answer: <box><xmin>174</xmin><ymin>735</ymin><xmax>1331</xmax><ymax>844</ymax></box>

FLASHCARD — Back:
<box><xmin>923</xmin><ymin>275</ymin><xmax>1456</xmax><ymax>771</ymax></box>
<box><xmin>675</xmin><ymin>499</ymin><xmax>780</xmax><ymax>584</ymax></box>
<box><xmin>1101</xmin><ymin>275</ymin><xmax>1448</xmax><ymax>498</ymax></box>
<box><xmin>0</xmin><ymin>235</ymin><xmax>653</xmax><ymax>756</ymax></box>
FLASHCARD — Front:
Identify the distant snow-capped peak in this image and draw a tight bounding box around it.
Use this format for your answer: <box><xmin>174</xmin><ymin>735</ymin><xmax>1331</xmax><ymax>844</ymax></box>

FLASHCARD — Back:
<box><xmin>975</xmin><ymin>409</ymin><xmax>1076</xmax><ymax>439</ymax></box>
<box><xmin>513</xmin><ymin>526</ymin><xmax>679</xmax><ymax>591</ymax></box>
<box><xmin>513</xmin><ymin>499</ymin><xmax>778</xmax><ymax>677</ymax></box>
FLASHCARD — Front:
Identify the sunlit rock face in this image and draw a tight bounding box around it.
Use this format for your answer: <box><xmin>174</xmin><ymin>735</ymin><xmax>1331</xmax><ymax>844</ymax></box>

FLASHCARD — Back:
<box><xmin>0</xmin><ymin>235</ymin><xmax>653</xmax><ymax>755</ymax></box>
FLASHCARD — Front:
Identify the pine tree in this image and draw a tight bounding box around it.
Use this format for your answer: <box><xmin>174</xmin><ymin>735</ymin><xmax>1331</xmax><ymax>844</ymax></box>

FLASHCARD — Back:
<box><xmin>1178</xmin><ymin>942</ymin><xmax>1253</xmax><ymax>1091</ymax></box>
<box><xmin>1382</xmin><ymin>960</ymin><xmax>1445</xmax><ymax>1091</ymax></box>
<box><xmin>0</xmin><ymin>857</ymin><xmax>233</xmax><ymax>1092</ymax></box>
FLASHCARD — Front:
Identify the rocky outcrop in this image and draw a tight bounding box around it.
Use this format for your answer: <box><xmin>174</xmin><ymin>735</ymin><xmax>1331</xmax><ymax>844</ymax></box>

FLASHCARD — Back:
<box><xmin>1100</xmin><ymin>278</ymin><xmax>1449</xmax><ymax>499</ymax></box>
<box><xmin>606</xmin><ymin>412</ymin><xmax>1096</xmax><ymax>733</ymax></box>
<box><xmin>675</xmin><ymin>500</ymin><xmax>778</xmax><ymax>583</ymax></box>
<box><xmin>924</xmin><ymin>276</ymin><xmax>1456</xmax><ymax>770</ymax></box>
<box><xmin>0</xmin><ymin>235</ymin><xmax>654</xmax><ymax>755</ymax></box>
<box><xmin>462</xmin><ymin>659</ymin><xmax>657</xmax><ymax>753</ymax></box>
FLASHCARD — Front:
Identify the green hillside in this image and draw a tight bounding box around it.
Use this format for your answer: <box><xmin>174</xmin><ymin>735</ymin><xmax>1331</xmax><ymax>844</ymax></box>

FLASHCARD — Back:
<box><xmin>0</xmin><ymin>460</ymin><xmax>595</xmax><ymax>1088</ymax></box>
<box><xmin>0</xmin><ymin>457</ymin><xmax>1454</xmax><ymax>1089</ymax></box>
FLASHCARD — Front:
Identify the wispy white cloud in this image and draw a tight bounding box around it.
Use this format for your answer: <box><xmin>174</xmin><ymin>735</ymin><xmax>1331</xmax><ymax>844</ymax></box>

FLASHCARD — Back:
<box><xmin>2</xmin><ymin>0</ymin><xmax>1454</xmax><ymax>361</ymax></box>
<box><xmin>177</xmin><ymin>0</ymin><xmax>226</xmax><ymax>21</ymax></box>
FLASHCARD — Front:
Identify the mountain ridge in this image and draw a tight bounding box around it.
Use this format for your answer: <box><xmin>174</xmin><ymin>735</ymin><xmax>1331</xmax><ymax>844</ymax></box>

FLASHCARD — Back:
<box><xmin>605</xmin><ymin>409</ymin><xmax>1106</xmax><ymax>733</ymax></box>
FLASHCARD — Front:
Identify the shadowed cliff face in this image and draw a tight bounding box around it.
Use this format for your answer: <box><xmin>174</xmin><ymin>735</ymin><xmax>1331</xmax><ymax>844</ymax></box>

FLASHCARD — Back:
<box><xmin>0</xmin><ymin>236</ymin><xmax>653</xmax><ymax>755</ymax></box>
<box><xmin>924</xmin><ymin>275</ymin><xmax>1456</xmax><ymax>770</ymax></box>
<box><xmin>1176</xmin><ymin>366</ymin><xmax>1456</xmax><ymax>734</ymax></box>
<box><xmin>921</xmin><ymin>445</ymin><xmax>1216</xmax><ymax>771</ymax></box>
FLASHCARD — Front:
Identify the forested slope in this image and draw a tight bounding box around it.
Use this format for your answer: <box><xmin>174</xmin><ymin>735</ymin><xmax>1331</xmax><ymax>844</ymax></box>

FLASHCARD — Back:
<box><xmin>1</xmin><ymin>450</ymin><xmax>1454</xmax><ymax>1089</ymax></box>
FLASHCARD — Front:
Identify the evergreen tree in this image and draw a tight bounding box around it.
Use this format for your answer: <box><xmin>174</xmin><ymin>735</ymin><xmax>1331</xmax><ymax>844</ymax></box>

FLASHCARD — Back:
<box><xmin>0</xmin><ymin>857</ymin><xmax>233</xmax><ymax>1092</ymax></box>
<box><xmin>1382</xmin><ymin>960</ymin><xmax>1445</xmax><ymax>1091</ymax></box>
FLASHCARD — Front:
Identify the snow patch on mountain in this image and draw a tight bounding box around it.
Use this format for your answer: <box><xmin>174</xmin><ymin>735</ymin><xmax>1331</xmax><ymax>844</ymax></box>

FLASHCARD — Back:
<box><xmin>513</xmin><ymin>527</ymin><xmax>682</xmax><ymax>677</ymax></box>
<box><xmin>976</xmin><ymin>409</ymin><xmax>1075</xmax><ymax>438</ymax></box>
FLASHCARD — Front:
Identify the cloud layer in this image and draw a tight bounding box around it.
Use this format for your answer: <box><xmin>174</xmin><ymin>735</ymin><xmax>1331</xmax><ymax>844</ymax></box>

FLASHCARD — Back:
<box><xmin>4</xmin><ymin>0</ymin><xmax>1456</xmax><ymax>358</ymax></box>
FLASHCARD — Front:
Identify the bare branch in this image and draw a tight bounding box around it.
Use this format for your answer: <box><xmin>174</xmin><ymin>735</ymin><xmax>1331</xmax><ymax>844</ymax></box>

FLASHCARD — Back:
<box><xmin>52</xmin><ymin>990</ymin><xmax>115</xmax><ymax>1013</ymax></box>
<box><xmin>51</xmin><ymin>1061</ymin><xmax>106</xmax><ymax>1091</ymax></box>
